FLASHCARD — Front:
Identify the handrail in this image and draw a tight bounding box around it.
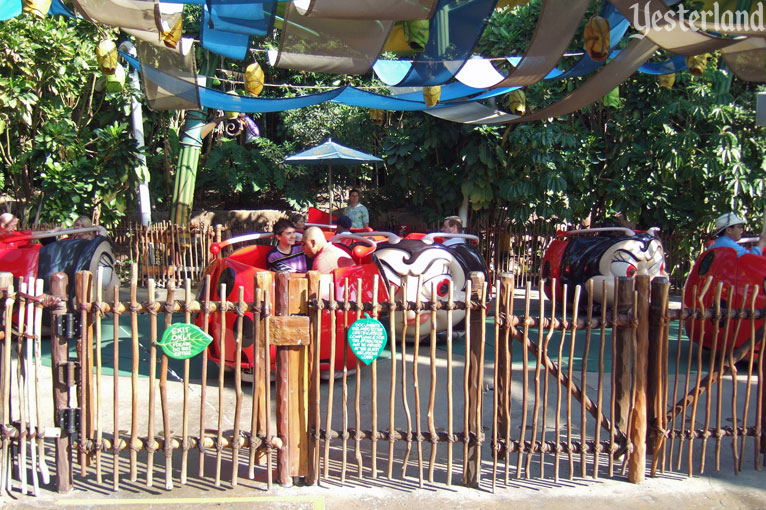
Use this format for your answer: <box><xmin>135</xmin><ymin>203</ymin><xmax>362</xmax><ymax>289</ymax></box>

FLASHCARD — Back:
<box><xmin>210</xmin><ymin>232</ymin><xmax>278</xmax><ymax>255</ymax></box>
<box><xmin>559</xmin><ymin>227</ymin><xmax>635</xmax><ymax>237</ymax></box>
<box><xmin>420</xmin><ymin>232</ymin><xmax>480</xmax><ymax>244</ymax></box>
<box><xmin>328</xmin><ymin>233</ymin><xmax>376</xmax><ymax>247</ymax></box>
<box><xmin>360</xmin><ymin>231</ymin><xmax>402</xmax><ymax>244</ymax></box>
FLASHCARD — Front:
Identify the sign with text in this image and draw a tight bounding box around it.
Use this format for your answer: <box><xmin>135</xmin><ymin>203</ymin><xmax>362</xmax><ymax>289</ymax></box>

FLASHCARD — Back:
<box><xmin>158</xmin><ymin>323</ymin><xmax>213</xmax><ymax>360</ymax></box>
<box><xmin>347</xmin><ymin>318</ymin><xmax>387</xmax><ymax>365</ymax></box>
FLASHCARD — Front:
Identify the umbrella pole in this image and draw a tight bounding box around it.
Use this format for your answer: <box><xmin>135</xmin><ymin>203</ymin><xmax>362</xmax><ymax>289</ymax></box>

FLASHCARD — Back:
<box><xmin>329</xmin><ymin>162</ymin><xmax>333</xmax><ymax>226</ymax></box>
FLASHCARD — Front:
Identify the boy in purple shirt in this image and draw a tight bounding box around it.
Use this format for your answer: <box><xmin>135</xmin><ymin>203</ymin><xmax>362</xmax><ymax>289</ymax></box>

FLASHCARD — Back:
<box><xmin>266</xmin><ymin>218</ymin><xmax>307</xmax><ymax>272</ymax></box>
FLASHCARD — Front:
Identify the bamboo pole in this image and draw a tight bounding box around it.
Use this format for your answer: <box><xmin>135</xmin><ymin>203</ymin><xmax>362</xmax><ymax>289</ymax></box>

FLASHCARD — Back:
<box><xmin>502</xmin><ymin>275</ymin><xmax>514</xmax><ymax>485</ymax></box>
<box><xmin>264</xmin><ymin>288</ymin><xmax>272</xmax><ymax>490</ymax></box>
<box><xmin>371</xmin><ymin>275</ymin><xmax>380</xmax><ymax>480</ymax></box>
<box><xmin>515</xmin><ymin>281</ymin><xmax>531</xmax><ymax>479</ymax></box>
<box><xmin>323</xmin><ymin>282</ymin><xmax>337</xmax><ymax>480</ymax></box>
<box><xmin>94</xmin><ymin>269</ymin><xmax>104</xmax><ymax>485</ymax></box>
<box><xmin>491</xmin><ymin>280</ymin><xmax>500</xmax><ymax>492</ymax></box>
<box><xmin>387</xmin><ymin>283</ymin><xmax>397</xmax><ymax>480</ymax></box>
<box><xmin>628</xmin><ymin>275</ymin><xmax>650</xmax><ymax>483</ymax></box>
<box><xmin>274</xmin><ymin>272</ymin><xmax>291</xmax><ymax>487</ymax></box>
<box><xmin>130</xmin><ymin>265</ymin><xmax>140</xmax><ymax>481</ymax></box>
<box><xmin>181</xmin><ymin>279</ymin><xmax>192</xmax><ymax>485</ymax></box>
<box><xmin>341</xmin><ymin>278</ymin><xmax>349</xmax><ymax>482</ymax></box>
<box><xmin>198</xmin><ymin>275</ymin><xmax>211</xmax><ymax>478</ymax></box>
<box><xmin>306</xmin><ymin>271</ymin><xmax>320</xmax><ymax>485</ymax></box>
<box><xmin>112</xmin><ymin>278</ymin><xmax>121</xmax><ymax>490</ymax></box>
<box><xmin>447</xmin><ymin>280</ymin><xmax>455</xmax><ymax>485</ymax></box>
<box><xmin>554</xmin><ymin>285</ymin><xmax>568</xmax><ymax>482</ymax></box>
<box><xmin>146</xmin><ymin>279</ymin><xmax>158</xmax><ymax>487</ymax></box>
<box><xmin>567</xmin><ymin>286</ymin><xmax>581</xmax><ymax>480</ymax></box>
<box><xmin>427</xmin><ymin>280</ymin><xmax>438</xmax><ymax>484</ymax></box>
<box><xmin>214</xmin><ymin>283</ymin><xmax>227</xmax><ymax>487</ymax></box>
<box><xmin>699</xmin><ymin>282</ymin><xmax>724</xmax><ymax>474</ymax></box>
<box><xmin>581</xmin><ymin>280</ymin><xmax>594</xmax><ymax>478</ymax></box>
<box><xmin>21</xmin><ymin>279</ymin><xmax>36</xmax><ymax>494</ymax></box>
<box><xmin>413</xmin><ymin>275</ymin><xmax>423</xmax><ymax>487</ymax></box>
<box><xmin>231</xmin><ymin>286</ymin><xmax>245</xmax><ymax>486</ymax></box>
<box><xmin>249</xmin><ymin>285</ymin><xmax>264</xmax><ymax>480</ymax></box>
<box><xmin>527</xmin><ymin>284</ymin><xmax>545</xmax><ymax>476</ymax></box>
<box><xmin>594</xmin><ymin>280</ymin><xmax>607</xmax><ymax>478</ymax></box>
<box><xmin>738</xmin><ymin>287</ymin><xmax>759</xmax><ymax>472</ymax></box>
<box><xmin>715</xmin><ymin>285</ymin><xmax>734</xmax><ymax>471</ymax></box>
<box><xmin>32</xmin><ymin>279</ymin><xmax>49</xmax><ymax>486</ymax></box>
<box><xmin>400</xmin><ymin>279</ymin><xmax>413</xmax><ymax>478</ymax></box>
<box><xmin>355</xmin><ymin>277</ymin><xmax>364</xmax><ymax>479</ymax></box>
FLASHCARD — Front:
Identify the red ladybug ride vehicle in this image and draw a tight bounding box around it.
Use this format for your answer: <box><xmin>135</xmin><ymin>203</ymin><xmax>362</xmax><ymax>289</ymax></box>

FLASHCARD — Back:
<box><xmin>195</xmin><ymin>227</ymin><xmax>489</xmax><ymax>377</ymax></box>
<box><xmin>541</xmin><ymin>227</ymin><xmax>667</xmax><ymax>306</ymax></box>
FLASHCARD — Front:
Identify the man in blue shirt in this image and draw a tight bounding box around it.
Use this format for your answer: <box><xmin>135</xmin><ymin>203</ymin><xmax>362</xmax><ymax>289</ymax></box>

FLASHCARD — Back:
<box><xmin>709</xmin><ymin>212</ymin><xmax>766</xmax><ymax>256</ymax></box>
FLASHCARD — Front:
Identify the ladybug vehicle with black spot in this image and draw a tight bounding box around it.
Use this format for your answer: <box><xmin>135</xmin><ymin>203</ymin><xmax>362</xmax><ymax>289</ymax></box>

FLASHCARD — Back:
<box><xmin>683</xmin><ymin>236</ymin><xmax>766</xmax><ymax>355</ymax></box>
<box><xmin>541</xmin><ymin>227</ymin><xmax>667</xmax><ymax>306</ymax></box>
<box><xmin>195</xmin><ymin>229</ymin><xmax>490</xmax><ymax>379</ymax></box>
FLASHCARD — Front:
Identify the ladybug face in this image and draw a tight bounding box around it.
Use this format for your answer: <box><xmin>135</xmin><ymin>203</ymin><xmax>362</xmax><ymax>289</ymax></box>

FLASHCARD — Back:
<box><xmin>590</xmin><ymin>236</ymin><xmax>666</xmax><ymax>305</ymax></box>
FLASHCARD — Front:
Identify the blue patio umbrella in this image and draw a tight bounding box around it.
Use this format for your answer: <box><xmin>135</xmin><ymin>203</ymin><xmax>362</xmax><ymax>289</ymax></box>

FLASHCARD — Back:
<box><xmin>283</xmin><ymin>138</ymin><xmax>383</xmax><ymax>224</ymax></box>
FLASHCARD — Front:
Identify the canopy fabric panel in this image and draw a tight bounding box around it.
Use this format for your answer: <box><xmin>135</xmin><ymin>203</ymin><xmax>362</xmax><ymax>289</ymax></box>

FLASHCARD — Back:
<box><xmin>389</xmin><ymin>0</ymin><xmax>498</xmax><ymax>87</ymax></box>
<box><xmin>70</xmin><ymin>0</ymin><xmax>182</xmax><ymax>32</ymax></box>
<box><xmin>293</xmin><ymin>0</ymin><xmax>438</xmax><ymax>20</ymax></box>
<box><xmin>283</xmin><ymin>139</ymin><xmax>383</xmax><ymax>165</ymax></box>
<box><xmin>492</xmin><ymin>0</ymin><xmax>590</xmax><ymax>88</ymax></box>
<box><xmin>207</xmin><ymin>0</ymin><xmax>277</xmax><ymax>36</ymax></box>
<box><xmin>612</xmin><ymin>0</ymin><xmax>743</xmax><ymax>55</ymax></box>
<box><xmin>201</xmin><ymin>4</ymin><xmax>250</xmax><ymax>59</ymax></box>
<box><xmin>270</xmin><ymin>2</ymin><xmax>393</xmax><ymax>74</ymax></box>
<box><xmin>722</xmin><ymin>37</ymin><xmax>766</xmax><ymax>81</ymax></box>
<box><xmin>1</xmin><ymin>0</ymin><xmax>21</xmax><ymax>21</ymax></box>
<box><xmin>137</xmin><ymin>39</ymin><xmax>200</xmax><ymax>111</ymax></box>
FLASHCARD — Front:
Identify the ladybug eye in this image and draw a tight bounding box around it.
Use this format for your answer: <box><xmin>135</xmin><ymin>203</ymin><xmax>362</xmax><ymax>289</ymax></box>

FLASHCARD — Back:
<box><xmin>437</xmin><ymin>279</ymin><xmax>450</xmax><ymax>297</ymax></box>
<box><xmin>626</xmin><ymin>265</ymin><xmax>637</xmax><ymax>277</ymax></box>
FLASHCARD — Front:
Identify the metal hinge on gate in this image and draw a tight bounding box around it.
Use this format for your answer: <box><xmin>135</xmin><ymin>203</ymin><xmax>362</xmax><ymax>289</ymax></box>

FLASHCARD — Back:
<box><xmin>54</xmin><ymin>313</ymin><xmax>80</xmax><ymax>339</ymax></box>
<box><xmin>58</xmin><ymin>408</ymin><xmax>80</xmax><ymax>442</ymax></box>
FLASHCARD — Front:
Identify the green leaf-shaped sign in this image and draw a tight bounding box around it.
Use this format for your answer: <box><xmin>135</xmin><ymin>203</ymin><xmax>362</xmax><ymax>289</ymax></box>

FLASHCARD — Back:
<box><xmin>158</xmin><ymin>323</ymin><xmax>213</xmax><ymax>360</ymax></box>
<box><xmin>347</xmin><ymin>318</ymin><xmax>388</xmax><ymax>366</ymax></box>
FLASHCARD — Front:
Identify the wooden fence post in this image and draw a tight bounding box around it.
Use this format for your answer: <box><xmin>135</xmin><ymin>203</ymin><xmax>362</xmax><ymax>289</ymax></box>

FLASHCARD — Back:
<box><xmin>463</xmin><ymin>272</ymin><xmax>485</xmax><ymax>488</ymax></box>
<box><xmin>49</xmin><ymin>273</ymin><xmax>72</xmax><ymax>493</ymax></box>
<box><xmin>274</xmin><ymin>271</ymin><xmax>292</xmax><ymax>487</ymax></box>
<box><xmin>0</xmin><ymin>273</ymin><xmax>14</xmax><ymax>498</ymax></box>
<box><xmin>75</xmin><ymin>270</ymin><xmax>94</xmax><ymax>474</ymax></box>
<box><xmin>647</xmin><ymin>277</ymin><xmax>670</xmax><ymax>473</ymax></box>
<box><xmin>614</xmin><ymin>277</ymin><xmax>635</xmax><ymax>436</ymax></box>
<box><xmin>305</xmin><ymin>271</ymin><xmax>321</xmax><ymax>485</ymax></box>
<box><xmin>628</xmin><ymin>275</ymin><xmax>651</xmax><ymax>483</ymax></box>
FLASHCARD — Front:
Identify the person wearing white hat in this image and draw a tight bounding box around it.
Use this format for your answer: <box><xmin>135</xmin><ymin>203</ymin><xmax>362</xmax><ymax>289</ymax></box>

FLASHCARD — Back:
<box><xmin>709</xmin><ymin>212</ymin><xmax>766</xmax><ymax>256</ymax></box>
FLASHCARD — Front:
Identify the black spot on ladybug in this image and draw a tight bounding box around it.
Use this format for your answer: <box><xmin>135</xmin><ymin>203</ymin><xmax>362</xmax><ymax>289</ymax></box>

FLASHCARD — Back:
<box><xmin>698</xmin><ymin>251</ymin><xmax>715</xmax><ymax>276</ymax></box>
<box><xmin>217</xmin><ymin>267</ymin><xmax>236</xmax><ymax>297</ymax></box>
<box><xmin>241</xmin><ymin>315</ymin><xmax>255</xmax><ymax>348</ymax></box>
<box><xmin>542</xmin><ymin>260</ymin><xmax>551</xmax><ymax>279</ymax></box>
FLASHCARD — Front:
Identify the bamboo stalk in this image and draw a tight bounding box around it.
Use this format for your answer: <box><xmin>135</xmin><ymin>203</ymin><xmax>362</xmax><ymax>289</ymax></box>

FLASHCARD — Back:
<box><xmin>214</xmin><ymin>283</ymin><xmax>227</xmax><ymax>487</ymax></box>
<box><xmin>387</xmin><ymin>283</ymin><xmax>397</xmax><ymax>480</ymax></box>
<box><xmin>427</xmin><ymin>280</ymin><xmax>438</xmax><ymax>484</ymax></box>
<box><xmin>728</xmin><ymin>287</ymin><xmax>749</xmax><ymax>475</ymax></box>
<box><xmin>231</xmin><ymin>286</ymin><xmax>245</xmax><ymax>486</ymax></box>
<box><xmin>526</xmin><ymin>284</ymin><xmax>545</xmax><ymax>476</ymax></box>
<box><xmin>515</xmin><ymin>281</ymin><xmax>530</xmax><ymax>479</ymax></box>
<box><xmin>248</xmin><ymin>287</ymin><xmax>263</xmax><ymax>480</ymax></box>
<box><xmin>491</xmin><ymin>280</ymin><xmax>499</xmax><ymax>491</ymax></box>
<box><xmin>461</xmin><ymin>278</ymin><xmax>472</xmax><ymax>485</ymax></box>
<box><xmin>400</xmin><ymin>280</ymin><xmax>413</xmax><ymax>478</ymax></box>
<box><xmin>160</xmin><ymin>278</ymin><xmax>176</xmax><ymax>489</ymax></box>
<box><xmin>355</xmin><ymin>277</ymin><xmax>363</xmax><ymax>479</ymax></box>
<box><xmin>567</xmin><ymin>286</ymin><xmax>581</xmax><ymax>480</ymax></box>
<box><xmin>25</xmin><ymin>278</ymin><xmax>40</xmax><ymax>494</ymax></box>
<box><xmin>700</xmin><ymin>282</ymin><xmax>724</xmax><ymax>473</ymax></box>
<box><xmin>738</xmin><ymin>287</ymin><xmax>759</xmax><ymax>472</ymax></box>
<box><xmin>554</xmin><ymin>285</ymin><xmax>568</xmax><ymax>482</ymax></box>
<box><xmin>130</xmin><ymin>265</ymin><xmax>140</xmax><ymax>481</ymax></box>
<box><xmin>146</xmin><ymin>279</ymin><xmax>158</xmax><ymax>487</ymax></box>
<box><xmin>673</xmin><ymin>284</ymin><xmax>696</xmax><ymax>471</ymax></box>
<box><xmin>311</xmin><ymin>279</ymin><xmax>322</xmax><ymax>485</ymax></box>
<box><xmin>715</xmin><ymin>285</ymin><xmax>734</xmax><ymax>471</ymax></box>
<box><xmin>540</xmin><ymin>279</ymin><xmax>556</xmax><ymax>479</ymax></box>
<box><xmin>323</xmin><ymin>283</ymin><xmax>337</xmax><ymax>479</ymax></box>
<box><xmin>368</xmin><ymin>276</ymin><xmax>379</xmax><ymax>480</ymax></box>
<box><xmin>0</xmin><ymin>276</ymin><xmax>13</xmax><ymax>498</ymax></box>
<box><xmin>264</xmin><ymin>289</ymin><xmax>272</xmax><ymax>490</ymax></box>
<box><xmin>341</xmin><ymin>278</ymin><xmax>349</xmax><ymax>482</ymax></box>
<box><xmin>180</xmin><ymin>279</ymin><xmax>191</xmax><ymax>485</ymax></box>
<box><xmin>504</xmin><ymin>276</ymin><xmax>514</xmax><ymax>485</ymax></box>
<box><xmin>18</xmin><ymin>279</ymin><xmax>29</xmax><ymax>494</ymax></box>
<box><xmin>474</xmin><ymin>280</ymin><xmax>487</xmax><ymax>486</ymax></box>
<box><xmin>594</xmin><ymin>280</ymin><xmax>607</xmax><ymax>479</ymax></box>
<box><xmin>112</xmin><ymin>279</ymin><xmax>121</xmax><ymax>490</ymax></box>
<box><xmin>199</xmin><ymin>275</ymin><xmax>211</xmax><ymax>478</ymax></box>
<box><xmin>413</xmin><ymin>274</ymin><xmax>423</xmax><ymax>487</ymax></box>
<box><xmin>33</xmin><ymin>278</ymin><xmax>49</xmax><ymax>486</ymax></box>
<box><xmin>581</xmin><ymin>280</ymin><xmax>594</xmax><ymax>478</ymax></box>
<box><xmin>447</xmin><ymin>280</ymin><xmax>455</xmax><ymax>486</ymax></box>
<box><xmin>609</xmin><ymin>279</ymin><xmax>618</xmax><ymax>478</ymax></box>
<box><xmin>94</xmin><ymin>269</ymin><xmax>104</xmax><ymax>485</ymax></box>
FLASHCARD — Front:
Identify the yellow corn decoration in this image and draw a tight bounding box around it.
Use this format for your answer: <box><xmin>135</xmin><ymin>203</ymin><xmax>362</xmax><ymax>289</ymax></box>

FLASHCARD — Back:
<box><xmin>584</xmin><ymin>15</ymin><xmax>610</xmax><ymax>62</ymax></box>
<box><xmin>369</xmin><ymin>109</ymin><xmax>385</xmax><ymax>125</ymax></box>
<box><xmin>658</xmin><ymin>73</ymin><xmax>676</xmax><ymax>89</ymax></box>
<box><xmin>96</xmin><ymin>39</ymin><xmax>118</xmax><ymax>75</ymax></box>
<box><xmin>686</xmin><ymin>54</ymin><xmax>709</xmax><ymax>76</ymax></box>
<box><xmin>162</xmin><ymin>16</ymin><xmax>183</xmax><ymax>49</ymax></box>
<box><xmin>245</xmin><ymin>63</ymin><xmax>265</xmax><ymax>97</ymax></box>
<box><xmin>423</xmin><ymin>85</ymin><xmax>441</xmax><ymax>107</ymax></box>
<box><xmin>507</xmin><ymin>89</ymin><xmax>526</xmax><ymax>115</ymax></box>
<box><xmin>22</xmin><ymin>0</ymin><xmax>51</xmax><ymax>18</ymax></box>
